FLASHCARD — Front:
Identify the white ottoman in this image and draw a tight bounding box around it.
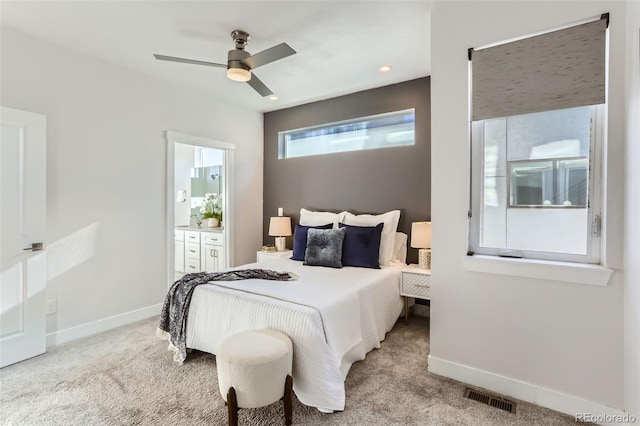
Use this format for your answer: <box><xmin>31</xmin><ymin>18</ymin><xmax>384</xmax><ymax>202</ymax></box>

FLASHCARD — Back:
<box><xmin>217</xmin><ymin>329</ymin><xmax>293</xmax><ymax>426</ymax></box>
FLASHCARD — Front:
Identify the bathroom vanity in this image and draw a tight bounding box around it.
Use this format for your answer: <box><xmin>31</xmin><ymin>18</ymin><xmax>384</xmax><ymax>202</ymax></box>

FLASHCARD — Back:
<box><xmin>175</xmin><ymin>227</ymin><xmax>225</xmax><ymax>274</ymax></box>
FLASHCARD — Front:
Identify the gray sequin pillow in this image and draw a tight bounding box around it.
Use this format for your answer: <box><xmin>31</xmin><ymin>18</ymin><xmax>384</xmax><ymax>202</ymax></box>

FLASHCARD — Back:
<box><xmin>304</xmin><ymin>227</ymin><xmax>346</xmax><ymax>268</ymax></box>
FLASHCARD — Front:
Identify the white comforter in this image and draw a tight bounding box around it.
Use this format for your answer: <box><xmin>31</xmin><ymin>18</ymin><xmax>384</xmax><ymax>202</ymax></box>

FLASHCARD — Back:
<box><xmin>185</xmin><ymin>257</ymin><xmax>404</xmax><ymax>412</ymax></box>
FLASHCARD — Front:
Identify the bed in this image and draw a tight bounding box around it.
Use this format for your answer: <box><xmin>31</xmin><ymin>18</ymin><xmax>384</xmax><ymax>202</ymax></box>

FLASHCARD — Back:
<box><xmin>162</xmin><ymin>209</ymin><xmax>407</xmax><ymax>412</ymax></box>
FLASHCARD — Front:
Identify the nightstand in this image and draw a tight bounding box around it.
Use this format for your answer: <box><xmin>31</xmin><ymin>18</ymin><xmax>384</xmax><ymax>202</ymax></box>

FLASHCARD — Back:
<box><xmin>256</xmin><ymin>249</ymin><xmax>293</xmax><ymax>263</ymax></box>
<box><xmin>400</xmin><ymin>265</ymin><xmax>431</xmax><ymax>325</ymax></box>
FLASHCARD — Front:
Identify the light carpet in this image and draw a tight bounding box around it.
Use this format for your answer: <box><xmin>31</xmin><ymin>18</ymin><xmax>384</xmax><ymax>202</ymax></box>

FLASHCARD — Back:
<box><xmin>0</xmin><ymin>316</ymin><xmax>582</xmax><ymax>425</ymax></box>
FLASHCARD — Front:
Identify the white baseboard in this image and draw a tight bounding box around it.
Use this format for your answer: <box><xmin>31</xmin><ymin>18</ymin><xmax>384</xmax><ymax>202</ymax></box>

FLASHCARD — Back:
<box><xmin>46</xmin><ymin>303</ymin><xmax>162</xmax><ymax>348</ymax></box>
<box><xmin>428</xmin><ymin>355</ymin><xmax>630</xmax><ymax>425</ymax></box>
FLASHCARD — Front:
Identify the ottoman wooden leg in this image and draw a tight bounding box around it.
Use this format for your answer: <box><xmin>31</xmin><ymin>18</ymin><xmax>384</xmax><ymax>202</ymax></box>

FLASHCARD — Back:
<box><xmin>227</xmin><ymin>387</ymin><xmax>238</xmax><ymax>426</ymax></box>
<box><xmin>283</xmin><ymin>375</ymin><xmax>293</xmax><ymax>425</ymax></box>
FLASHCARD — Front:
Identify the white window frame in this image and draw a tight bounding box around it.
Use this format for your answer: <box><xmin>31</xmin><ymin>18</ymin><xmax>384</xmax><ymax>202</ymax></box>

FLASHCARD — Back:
<box><xmin>468</xmin><ymin>105</ymin><xmax>605</xmax><ymax>264</ymax></box>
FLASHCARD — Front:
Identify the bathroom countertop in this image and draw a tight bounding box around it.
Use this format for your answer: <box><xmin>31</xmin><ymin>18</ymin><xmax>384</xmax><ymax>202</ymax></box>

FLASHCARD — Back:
<box><xmin>175</xmin><ymin>226</ymin><xmax>223</xmax><ymax>233</ymax></box>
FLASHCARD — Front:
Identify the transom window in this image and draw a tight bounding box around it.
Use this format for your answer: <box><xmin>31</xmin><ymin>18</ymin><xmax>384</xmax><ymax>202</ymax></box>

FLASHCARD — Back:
<box><xmin>278</xmin><ymin>109</ymin><xmax>415</xmax><ymax>159</ymax></box>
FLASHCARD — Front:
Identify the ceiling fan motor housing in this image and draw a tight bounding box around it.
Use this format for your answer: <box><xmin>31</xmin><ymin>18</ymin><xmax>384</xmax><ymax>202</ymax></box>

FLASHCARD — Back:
<box><xmin>228</xmin><ymin>30</ymin><xmax>251</xmax><ymax>76</ymax></box>
<box><xmin>227</xmin><ymin>49</ymin><xmax>251</xmax><ymax>72</ymax></box>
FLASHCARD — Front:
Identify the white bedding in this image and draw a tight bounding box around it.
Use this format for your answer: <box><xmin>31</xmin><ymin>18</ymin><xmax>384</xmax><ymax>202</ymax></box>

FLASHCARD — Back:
<box><xmin>185</xmin><ymin>257</ymin><xmax>404</xmax><ymax>412</ymax></box>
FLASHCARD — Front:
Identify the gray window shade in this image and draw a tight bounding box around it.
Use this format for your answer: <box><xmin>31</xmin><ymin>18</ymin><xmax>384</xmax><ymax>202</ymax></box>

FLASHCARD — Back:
<box><xmin>471</xmin><ymin>17</ymin><xmax>607</xmax><ymax>121</ymax></box>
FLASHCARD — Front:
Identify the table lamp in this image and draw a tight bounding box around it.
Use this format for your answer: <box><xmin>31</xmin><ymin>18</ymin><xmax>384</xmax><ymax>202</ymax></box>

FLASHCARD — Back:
<box><xmin>411</xmin><ymin>221</ymin><xmax>432</xmax><ymax>269</ymax></box>
<box><xmin>269</xmin><ymin>217</ymin><xmax>292</xmax><ymax>251</ymax></box>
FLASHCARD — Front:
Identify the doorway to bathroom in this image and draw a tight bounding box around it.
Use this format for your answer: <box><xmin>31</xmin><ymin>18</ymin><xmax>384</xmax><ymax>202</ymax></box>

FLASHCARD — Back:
<box><xmin>166</xmin><ymin>131</ymin><xmax>235</xmax><ymax>288</ymax></box>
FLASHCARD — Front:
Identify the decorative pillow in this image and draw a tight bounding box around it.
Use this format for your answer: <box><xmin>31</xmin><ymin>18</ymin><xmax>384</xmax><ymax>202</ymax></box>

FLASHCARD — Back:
<box><xmin>304</xmin><ymin>228</ymin><xmax>346</xmax><ymax>268</ymax></box>
<box><xmin>392</xmin><ymin>232</ymin><xmax>408</xmax><ymax>263</ymax></box>
<box><xmin>291</xmin><ymin>223</ymin><xmax>333</xmax><ymax>261</ymax></box>
<box><xmin>339</xmin><ymin>223</ymin><xmax>383</xmax><ymax>269</ymax></box>
<box><xmin>299</xmin><ymin>208</ymin><xmax>347</xmax><ymax>229</ymax></box>
<box><xmin>342</xmin><ymin>210</ymin><xmax>401</xmax><ymax>265</ymax></box>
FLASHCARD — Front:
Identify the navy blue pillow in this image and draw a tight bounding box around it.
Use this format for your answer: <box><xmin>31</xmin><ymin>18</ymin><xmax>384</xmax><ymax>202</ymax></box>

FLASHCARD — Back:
<box><xmin>339</xmin><ymin>222</ymin><xmax>383</xmax><ymax>269</ymax></box>
<box><xmin>291</xmin><ymin>223</ymin><xmax>333</xmax><ymax>261</ymax></box>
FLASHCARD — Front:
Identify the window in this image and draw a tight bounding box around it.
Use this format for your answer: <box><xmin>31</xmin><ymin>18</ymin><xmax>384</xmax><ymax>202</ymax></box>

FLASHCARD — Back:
<box><xmin>469</xmin><ymin>15</ymin><xmax>608</xmax><ymax>264</ymax></box>
<box><xmin>278</xmin><ymin>109</ymin><xmax>415</xmax><ymax>159</ymax></box>
<box><xmin>509</xmin><ymin>158</ymin><xmax>588</xmax><ymax>208</ymax></box>
<box><xmin>472</xmin><ymin>105</ymin><xmax>602</xmax><ymax>259</ymax></box>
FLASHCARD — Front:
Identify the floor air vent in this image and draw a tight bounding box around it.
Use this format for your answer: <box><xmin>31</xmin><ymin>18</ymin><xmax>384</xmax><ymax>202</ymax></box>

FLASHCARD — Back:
<box><xmin>464</xmin><ymin>388</ymin><xmax>517</xmax><ymax>414</ymax></box>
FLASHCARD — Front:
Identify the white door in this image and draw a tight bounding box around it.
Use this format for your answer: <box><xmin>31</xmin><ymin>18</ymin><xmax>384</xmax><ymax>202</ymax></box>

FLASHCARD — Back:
<box><xmin>0</xmin><ymin>106</ymin><xmax>47</xmax><ymax>368</ymax></box>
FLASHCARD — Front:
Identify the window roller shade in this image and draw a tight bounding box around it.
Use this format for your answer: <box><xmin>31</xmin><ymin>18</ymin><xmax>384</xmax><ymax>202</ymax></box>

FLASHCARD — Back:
<box><xmin>472</xmin><ymin>17</ymin><xmax>607</xmax><ymax>121</ymax></box>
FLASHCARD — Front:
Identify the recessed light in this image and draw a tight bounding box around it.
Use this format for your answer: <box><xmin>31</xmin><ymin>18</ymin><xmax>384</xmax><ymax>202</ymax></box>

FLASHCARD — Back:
<box><xmin>379</xmin><ymin>65</ymin><xmax>392</xmax><ymax>73</ymax></box>
<box><xmin>268</xmin><ymin>95</ymin><xmax>279</xmax><ymax>101</ymax></box>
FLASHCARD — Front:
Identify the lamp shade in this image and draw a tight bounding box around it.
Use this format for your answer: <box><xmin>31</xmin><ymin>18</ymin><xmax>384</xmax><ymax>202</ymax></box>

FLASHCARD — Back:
<box><xmin>411</xmin><ymin>222</ymin><xmax>432</xmax><ymax>249</ymax></box>
<box><xmin>269</xmin><ymin>217</ymin><xmax>292</xmax><ymax>237</ymax></box>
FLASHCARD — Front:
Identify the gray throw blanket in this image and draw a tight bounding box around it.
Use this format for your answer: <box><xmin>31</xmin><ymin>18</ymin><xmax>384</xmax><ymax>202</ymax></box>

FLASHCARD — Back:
<box><xmin>157</xmin><ymin>269</ymin><xmax>297</xmax><ymax>363</ymax></box>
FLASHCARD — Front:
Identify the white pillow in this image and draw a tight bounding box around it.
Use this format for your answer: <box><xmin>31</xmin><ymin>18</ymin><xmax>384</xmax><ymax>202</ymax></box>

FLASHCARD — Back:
<box><xmin>342</xmin><ymin>210</ymin><xmax>401</xmax><ymax>265</ymax></box>
<box><xmin>392</xmin><ymin>232</ymin><xmax>408</xmax><ymax>263</ymax></box>
<box><xmin>299</xmin><ymin>208</ymin><xmax>347</xmax><ymax>229</ymax></box>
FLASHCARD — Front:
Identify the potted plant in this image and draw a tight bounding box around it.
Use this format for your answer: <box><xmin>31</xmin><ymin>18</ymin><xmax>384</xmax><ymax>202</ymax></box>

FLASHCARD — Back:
<box><xmin>213</xmin><ymin>210</ymin><xmax>223</xmax><ymax>227</ymax></box>
<box><xmin>200</xmin><ymin>193</ymin><xmax>220</xmax><ymax>227</ymax></box>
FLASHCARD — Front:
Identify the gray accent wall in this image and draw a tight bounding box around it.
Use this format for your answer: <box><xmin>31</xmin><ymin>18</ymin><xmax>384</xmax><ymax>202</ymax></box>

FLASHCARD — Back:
<box><xmin>263</xmin><ymin>77</ymin><xmax>430</xmax><ymax>265</ymax></box>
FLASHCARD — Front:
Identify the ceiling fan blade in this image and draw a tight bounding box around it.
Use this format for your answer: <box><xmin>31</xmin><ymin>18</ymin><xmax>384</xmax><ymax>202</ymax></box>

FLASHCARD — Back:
<box><xmin>246</xmin><ymin>73</ymin><xmax>273</xmax><ymax>97</ymax></box>
<box><xmin>242</xmin><ymin>43</ymin><xmax>296</xmax><ymax>69</ymax></box>
<box><xmin>153</xmin><ymin>54</ymin><xmax>226</xmax><ymax>68</ymax></box>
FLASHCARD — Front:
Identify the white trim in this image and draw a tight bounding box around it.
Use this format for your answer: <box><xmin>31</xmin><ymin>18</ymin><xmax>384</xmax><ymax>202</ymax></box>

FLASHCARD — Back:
<box><xmin>462</xmin><ymin>255</ymin><xmax>613</xmax><ymax>286</ymax></box>
<box><xmin>166</xmin><ymin>137</ymin><xmax>176</xmax><ymax>290</ymax></box>
<box><xmin>45</xmin><ymin>303</ymin><xmax>162</xmax><ymax>347</ymax></box>
<box><xmin>428</xmin><ymin>355</ymin><xmax>628</xmax><ymax>425</ymax></box>
<box><xmin>165</xmin><ymin>131</ymin><xmax>236</xmax><ymax>289</ymax></box>
<box><xmin>166</xmin><ymin>131</ymin><xmax>236</xmax><ymax>151</ymax></box>
<box><xmin>224</xmin><ymin>148</ymin><xmax>235</xmax><ymax>268</ymax></box>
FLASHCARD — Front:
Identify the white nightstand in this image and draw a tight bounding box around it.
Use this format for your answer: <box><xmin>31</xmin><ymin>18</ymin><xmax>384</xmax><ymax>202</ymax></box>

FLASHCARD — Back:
<box><xmin>256</xmin><ymin>249</ymin><xmax>293</xmax><ymax>263</ymax></box>
<box><xmin>400</xmin><ymin>265</ymin><xmax>431</xmax><ymax>325</ymax></box>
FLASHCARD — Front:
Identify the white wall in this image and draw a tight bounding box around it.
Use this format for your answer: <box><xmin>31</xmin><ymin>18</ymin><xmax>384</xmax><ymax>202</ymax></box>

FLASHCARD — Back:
<box><xmin>431</xmin><ymin>0</ymin><xmax>627</xmax><ymax>413</ymax></box>
<box><xmin>0</xmin><ymin>27</ymin><xmax>263</xmax><ymax>336</ymax></box>
<box><xmin>624</xmin><ymin>0</ymin><xmax>640</xmax><ymax>419</ymax></box>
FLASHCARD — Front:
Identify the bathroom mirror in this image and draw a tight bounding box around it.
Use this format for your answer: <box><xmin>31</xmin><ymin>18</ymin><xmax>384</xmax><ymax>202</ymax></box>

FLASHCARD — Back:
<box><xmin>190</xmin><ymin>165</ymin><xmax>223</xmax><ymax>217</ymax></box>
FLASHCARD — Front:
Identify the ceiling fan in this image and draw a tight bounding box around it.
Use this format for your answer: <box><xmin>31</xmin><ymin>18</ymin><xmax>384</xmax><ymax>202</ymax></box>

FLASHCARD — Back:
<box><xmin>154</xmin><ymin>30</ymin><xmax>296</xmax><ymax>97</ymax></box>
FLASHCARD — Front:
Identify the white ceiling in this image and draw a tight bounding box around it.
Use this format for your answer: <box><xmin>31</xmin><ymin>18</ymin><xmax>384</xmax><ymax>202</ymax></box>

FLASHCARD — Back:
<box><xmin>0</xmin><ymin>1</ymin><xmax>431</xmax><ymax>113</ymax></box>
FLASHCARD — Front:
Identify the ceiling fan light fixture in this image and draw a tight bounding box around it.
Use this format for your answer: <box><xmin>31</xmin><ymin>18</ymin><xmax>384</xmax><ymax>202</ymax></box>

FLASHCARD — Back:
<box><xmin>227</xmin><ymin>67</ymin><xmax>251</xmax><ymax>82</ymax></box>
<box><xmin>154</xmin><ymin>29</ymin><xmax>296</xmax><ymax>96</ymax></box>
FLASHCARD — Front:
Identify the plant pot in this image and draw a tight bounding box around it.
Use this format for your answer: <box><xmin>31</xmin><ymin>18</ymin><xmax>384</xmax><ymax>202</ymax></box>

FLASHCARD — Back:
<box><xmin>207</xmin><ymin>218</ymin><xmax>219</xmax><ymax>228</ymax></box>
